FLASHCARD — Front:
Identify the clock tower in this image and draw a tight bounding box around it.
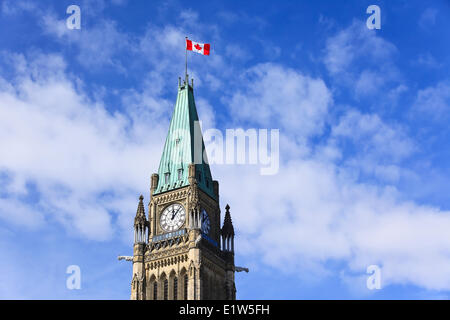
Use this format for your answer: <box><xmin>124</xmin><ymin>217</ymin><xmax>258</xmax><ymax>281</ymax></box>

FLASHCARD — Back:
<box><xmin>130</xmin><ymin>75</ymin><xmax>236</xmax><ymax>300</ymax></box>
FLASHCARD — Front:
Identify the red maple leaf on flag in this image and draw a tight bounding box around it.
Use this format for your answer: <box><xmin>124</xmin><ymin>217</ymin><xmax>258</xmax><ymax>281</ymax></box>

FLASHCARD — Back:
<box><xmin>194</xmin><ymin>43</ymin><xmax>202</xmax><ymax>50</ymax></box>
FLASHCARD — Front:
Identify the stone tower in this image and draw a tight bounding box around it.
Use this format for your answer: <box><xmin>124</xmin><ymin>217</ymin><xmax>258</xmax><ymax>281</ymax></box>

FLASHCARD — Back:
<box><xmin>130</xmin><ymin>75</ymin><xmax>236</xmax><ymax>300</ymax></box>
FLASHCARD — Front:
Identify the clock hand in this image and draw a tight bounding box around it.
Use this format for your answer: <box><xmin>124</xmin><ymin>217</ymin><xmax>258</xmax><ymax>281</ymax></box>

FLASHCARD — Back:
<box><xmin>171</xmin><ymin>207</ymin><xmax>181</xmax><ymax>220</ymax></box>
<box><xmin>170</xmin><ymin>208</ymin><xmax>178</xmax><ymax>220</ymax></box>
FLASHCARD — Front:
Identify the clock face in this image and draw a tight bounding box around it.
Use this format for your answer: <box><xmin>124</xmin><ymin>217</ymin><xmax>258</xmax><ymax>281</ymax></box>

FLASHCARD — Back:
<box><xmin>160</xmin><ymin>204</ymin><xmax>186</xmax><ymax>232</ymax></box>
<box><xmin>201</xmin><ymin>209</ymin><xmax>211</xmax><ymax>235</ymax></box>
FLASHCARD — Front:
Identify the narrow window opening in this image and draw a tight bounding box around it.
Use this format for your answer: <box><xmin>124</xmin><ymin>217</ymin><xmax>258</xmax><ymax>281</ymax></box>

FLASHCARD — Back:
<box><xmin>165</xmin><ymin>172</ymin><xmax>170</xmax><ymax>184</ymax></box>
<box><xmin>184</xmin><ymin>274</ymin><xmax>188</xmax><ymax>299</ymax></box>
<box><xmin>164</xmin><ymin>279</ymin><xmax>168</xmax><ymax>300</ymax></box>
<box><xmin>153</xmin><ymin>282</ymin><xmax>157</xmax><ymax>300</ymax></box>
<box><xmin>173</xmin><ymin>277</ymin><xmax>178</xmax><ymax>300</ymax></box>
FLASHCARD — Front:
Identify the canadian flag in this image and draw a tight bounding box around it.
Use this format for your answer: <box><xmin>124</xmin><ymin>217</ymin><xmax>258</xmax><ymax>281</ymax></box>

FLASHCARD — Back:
<box><xmin>186</xmin><ymin>38</ymin><xmax>210</xmax><ymax>55</ymax></box>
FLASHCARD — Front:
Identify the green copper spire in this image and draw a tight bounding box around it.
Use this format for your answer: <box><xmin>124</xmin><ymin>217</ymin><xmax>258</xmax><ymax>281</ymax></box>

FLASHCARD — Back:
<box><xmin>153</xmin><ymin>75</ymin><xmax>215</xmax><ymax>199</ymax></box>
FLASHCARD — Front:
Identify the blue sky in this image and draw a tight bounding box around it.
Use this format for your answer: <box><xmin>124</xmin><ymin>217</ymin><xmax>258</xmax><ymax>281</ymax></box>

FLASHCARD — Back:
<box><xmin>0</xmin><ymin>0</ymin><xmax>450</xmax><ymax>299</ymax></box>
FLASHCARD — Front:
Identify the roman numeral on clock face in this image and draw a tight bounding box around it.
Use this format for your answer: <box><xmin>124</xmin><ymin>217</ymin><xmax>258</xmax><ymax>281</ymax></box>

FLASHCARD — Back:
<box><xmin>160</xmin><ymin>204</ymin><xmax>186</xmax><ymax>233</ymax></box>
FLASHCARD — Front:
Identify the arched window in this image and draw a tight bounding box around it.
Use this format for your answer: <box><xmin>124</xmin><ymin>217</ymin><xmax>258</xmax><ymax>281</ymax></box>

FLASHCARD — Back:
<box><xmin>163</xmin><ymin>279</ymin><xmax>168</xmax><ymax>300</ymax></box>
<box><xmin>184</xmin><ymin>274</ymin><xmax>188</xmax><ymax>299</ymax></box>
<box><xmin>153</xmin><ymin>282</ymin><xmax>157</xmax><ymax>300</ymax></box>
<box><xmin>173</xmin><ymin>277</ymin><xmax>178</xmax><ymax>300</ymax></box>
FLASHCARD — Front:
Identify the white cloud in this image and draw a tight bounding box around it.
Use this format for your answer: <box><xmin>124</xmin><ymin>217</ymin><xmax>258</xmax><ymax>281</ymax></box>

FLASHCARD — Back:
<box><xmin>196</xmin><ymin>98</ymin><xmax>216</xmax><ymax>130</ymax></box>
<box><xmin>225</xmin><ymin>44</ymin><xmax>252</xmax><ymax>61</ymax></box>
<box><xmin>354</xmin><ymin>70</ymin><xmax>386</xmax><ymax>96</ymax></box>
<box><xmin>0</xmin><ymin>197</ymin><xmax>44</xmax><ymax>229</ymax></box>
<box><xmin>387</xmin><ymin>84</ymin><xmax>408</xmax><ymax>107</ymax></box>
<box><xmin>41</xmin><ymin>13</ymin><xmax>134</xmax><ymax>71</ymax></box>
<box><xmin>327</xmin><ymin>109</ymin><xmax>416</xmax><ymax>183</ymax></box>
<box><xmin>324</xmin><ymin>20</ymin><xmax>400</xmax><ymax>98</ymax></box>
<box><xmin>0</xmin><ymin>52</ymin><xmax>167</xmax><ymax>240</ymax></box>
<box><xmin>216</xmin><ymin>154</ymin><xmax>450</xmax><ymax>291</ymax></box>
<box><xmin>332</xmin><ymin>109</ymin><xmax>415</xmax><ymax>162</ymax></box>
<box><xmin>138</xmin><ymin>25</ymin><xmax>187</xmax><ymax>80</ymax></box>
<box><xmin>228</xmin><ymin>63</ymin><xmax>332</xmax><ymax>141</ymax></box>
<box><xmin>38</xmin><ymin>6</ymin><xmax>233</xmax><ymax>97</ymax></box>
<box><xmin>324</xmin><ymin>20</ymin><xmax>396</xmax><ymax>74</ymax></box>
<box><xmin>413</xmin><ymin>81</ymin><xmax>450</xmax><ymax>120</ymax></box>
<box><xmin>216</xmin><ymin>63</ymin><xmax>450</xmax><ymax>292</ymax></box>
<box><xmin>1</xmin><ymin>0</ymin><xmax>37</xmax><ymax>16</ymax></box>
<box><xmin>180</xmin><ymin>9</ymin><xmax>199</xmax><ymax>23</ymax></box>
<box><xmin>417</xmin><ymin>53</ymin><xmax>440</xmax><ymax>69</ymax></box>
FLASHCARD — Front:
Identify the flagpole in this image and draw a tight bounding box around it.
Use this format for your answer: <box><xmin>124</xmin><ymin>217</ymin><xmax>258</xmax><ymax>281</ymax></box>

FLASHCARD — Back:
<box><xmin>185</xmin><ymin>37</ymin><xmax>188</xmax><ymax>81</ymax></box>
